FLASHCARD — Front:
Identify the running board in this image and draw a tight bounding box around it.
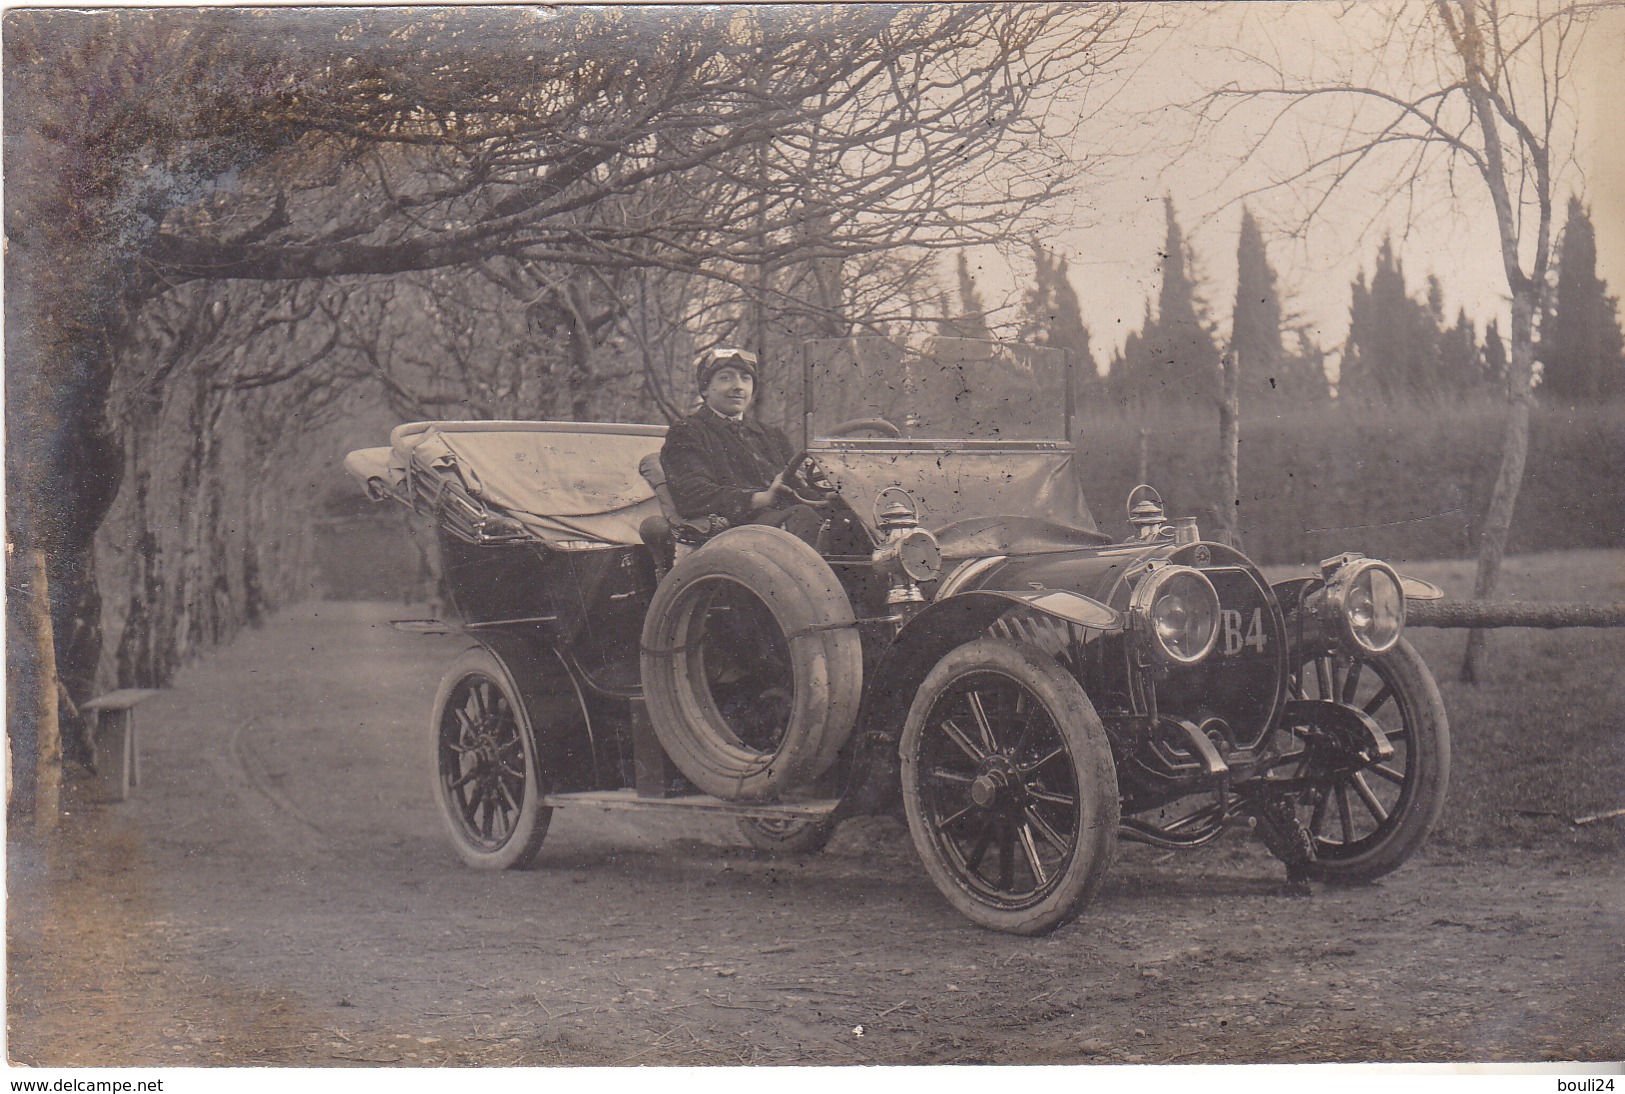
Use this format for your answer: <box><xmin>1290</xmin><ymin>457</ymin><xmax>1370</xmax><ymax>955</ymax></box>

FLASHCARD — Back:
<box><xmin>540</xmin><ymin>789</ymin><xmax>840</xmax><ymax>821</ymax></box>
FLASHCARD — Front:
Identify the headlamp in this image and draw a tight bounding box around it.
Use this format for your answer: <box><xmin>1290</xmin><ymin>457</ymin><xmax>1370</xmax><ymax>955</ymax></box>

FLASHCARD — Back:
<box><xmin>1321</xmin><ymin>557</ymin><xmax>1406</xmax><ymax>654</ymax></box>
<box><xmin>1129</xmin><ymin>564</ymin><xmax>1220</xmax><ymax>665</ymax></box>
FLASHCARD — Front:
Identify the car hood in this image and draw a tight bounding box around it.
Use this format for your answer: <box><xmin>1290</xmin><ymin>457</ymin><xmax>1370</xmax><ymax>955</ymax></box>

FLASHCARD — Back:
<box><xmin>933</xmin><ymin>515</ymin><xmax>1110</xmax><ymax>560</ymax></box>
<box><xmin>810</xmin><ymin>443</ymin><xmax>1102</xmax><ymax>543</ymax></box>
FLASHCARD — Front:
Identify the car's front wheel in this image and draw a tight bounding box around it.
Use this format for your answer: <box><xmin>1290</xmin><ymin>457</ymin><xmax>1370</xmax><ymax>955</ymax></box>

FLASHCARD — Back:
<box><xmin>900</xmin><ymin>638</ymin><xmax>1119</xmax><ymax>935</ymax></box>
<box><xmin>431</xmin><ymin>647</ymin><xmax>551</xmax><ymax>870</ymax></box>
<box><xmin>1286</xmin><ymin>638</ymin><xmax>1450</xmax><ymax>884</ymax></box>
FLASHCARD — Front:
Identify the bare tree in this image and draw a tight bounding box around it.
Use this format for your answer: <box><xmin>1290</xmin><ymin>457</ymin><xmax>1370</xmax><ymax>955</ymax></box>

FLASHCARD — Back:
<box><xmin>101</xmin><ymin>279</ymin><xmax>353</xmax><ymax>691</ymax></box>
<box><xmin>8</xmin><ymin>5</ymin><xmax>1139</xmax><ymax>816</ymax></box>
<box><xmin>1189</xmin><ymin>0</ymin><xmax>1610</xmax><ymax>680</ymax></box>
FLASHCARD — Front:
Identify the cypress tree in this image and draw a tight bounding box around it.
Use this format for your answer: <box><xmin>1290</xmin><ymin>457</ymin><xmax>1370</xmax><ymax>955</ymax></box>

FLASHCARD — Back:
<box><xmin>1340</xmin><ymin>270</ymin><xmax>1371</xmax><ymax>401</ymax></box>
<box><xmin>1541</xmin><ymin>196</ymin><xmax>1625</xmax><ymax>402</ymax></box>
<box><xmin>1283</xmin><ymin>326</ymin><xmax>1331</xmax><ymax>401</ymax></box>
<box><xmin>1420</xmin><ymin>275</ymin><xmax>1448</xmax><ymax>400</ymax></box>
<box><xmin>1112</xmin><ymin>199</ymin><xmax>1217</xmax><ymax>408</ymax></box>
<box><xmin>1483</xmin><ymin>319</ymin><xmax>1510</xmax><ymax>395</ymax></box>
<box><xmin>934</xmin><ymin>290</ymin><xmax>959</xmax><ymax>341</ymax></box>
<box><xmin>1231</xmin><ymin>207</ymin><xmax>1284</xmax><ymax>406</ymax></box>
<box><xmin>1155</xmin><ymin>196</ymin><xmax>1219</xmax><ymax>406</ymax></box>
<box><xmin>1340</xmin><ymin>236</ymin><xmax>1448</xmax><ymax>404</ymax></box>
<box><xmin>1052</xmin><ymin>258</ymin><xmax>1102</xmax><ymax>399</ymax></box>
<box><xmin>1361</xmin><ymin>237</ymin><xmax>1414</xmax><ymax>401</ymax></box>
<box><xmin>953</xmin><ymin>251</ymin><xmax>994</xmax><ymax>341</ymax></box>
<box><xmin>1021</xmin><ymin>242</ymin><xmax>1101</xmax><ymax>401</ymax></box>
<box><xmin>1109</xmin><ymin>299</ymin><xmax>1158</xmax><ymax>406</ymax></box>
<box><xmin>1438</xmin><ymin>307</ymin><xmax>1484</xmax><ymax>393</ymax></box>
<box><xmin>1018</xmin><ymin>240</ymin><xmax>1055</xmax><ymax>346</ymax></box>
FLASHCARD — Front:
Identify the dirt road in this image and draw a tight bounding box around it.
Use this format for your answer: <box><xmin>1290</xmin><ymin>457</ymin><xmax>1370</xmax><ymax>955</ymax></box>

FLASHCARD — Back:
<box><xmin>8</xmin><ymin>601</ymin><xmax>1622</xmax><ymax>1066</ymax></box>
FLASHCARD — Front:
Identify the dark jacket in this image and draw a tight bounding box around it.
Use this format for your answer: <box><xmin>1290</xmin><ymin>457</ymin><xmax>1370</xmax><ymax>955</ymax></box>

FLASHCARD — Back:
<box><xmin>661</xmin><ymin>407</ymin><xmax>795</xmax><ymax>525</ymax></box>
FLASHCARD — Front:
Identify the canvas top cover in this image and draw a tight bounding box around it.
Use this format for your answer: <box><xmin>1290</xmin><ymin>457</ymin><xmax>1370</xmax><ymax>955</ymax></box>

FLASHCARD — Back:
<box><xmin>344</xmin><ymin>420</ymin><xmax>666</xmax><ymax>547</ymax></box>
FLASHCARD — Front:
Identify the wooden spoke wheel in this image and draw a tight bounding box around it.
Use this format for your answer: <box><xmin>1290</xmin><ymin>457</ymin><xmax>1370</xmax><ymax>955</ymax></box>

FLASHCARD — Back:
<box><xmin>901</xmin><ymin>638</ymin><xmax>1118</xmax><ymax>935</ymax></box>
<box><xmin>1287</xmin><ymin>638</ymin><xmax>1450</xmax><ymax>883</ymax></box>
<box><xmin>737</xmin><ymin>815</ymin><xmax>837</xmax><ymax>855</ymax></box>
<box><xmin>432</xmin><ymin>648</ymin><xmax>551</xmax><ymax>870</ymax></box>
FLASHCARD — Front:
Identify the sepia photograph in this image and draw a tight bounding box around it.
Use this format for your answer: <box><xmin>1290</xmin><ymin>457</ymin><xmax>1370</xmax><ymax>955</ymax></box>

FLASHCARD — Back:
<box><xmin>5</xmin><ymin>1</ymin><xmax>1623</xmax><ymax>1076</ymax></box>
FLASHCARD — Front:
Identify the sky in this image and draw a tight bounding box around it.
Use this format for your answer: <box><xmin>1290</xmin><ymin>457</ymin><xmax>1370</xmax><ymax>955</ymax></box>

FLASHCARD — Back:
<box><xmin>7</xmin><ymin>0</ymin><xmax>1617</xmax><ymax>379</ymax></box>
<box><xmin>969</xmin><ymin>2</ymin><xmax>1625</xmax><ymax>374</ymax></box>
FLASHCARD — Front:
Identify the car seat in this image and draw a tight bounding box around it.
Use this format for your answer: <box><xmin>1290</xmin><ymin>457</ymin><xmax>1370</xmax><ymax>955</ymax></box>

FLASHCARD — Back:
<box><xmin>637</xmin><ymin>453</ymin><xmax>717</xmax><ymax>576</ymax></box>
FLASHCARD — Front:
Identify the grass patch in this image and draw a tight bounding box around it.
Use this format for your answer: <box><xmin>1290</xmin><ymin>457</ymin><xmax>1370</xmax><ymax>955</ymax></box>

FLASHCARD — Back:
<box><xmin>1359</xmin><ymin>549</ymin><xmax>1624</xmax><ymax>858</ymax></box>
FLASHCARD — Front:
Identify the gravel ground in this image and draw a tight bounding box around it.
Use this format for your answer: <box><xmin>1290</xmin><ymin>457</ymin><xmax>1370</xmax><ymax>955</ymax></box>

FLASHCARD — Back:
<box><xmin>8</xmin><ymin>600</ymin><xmax>1623</xmax><ymax>1066</ymax></box>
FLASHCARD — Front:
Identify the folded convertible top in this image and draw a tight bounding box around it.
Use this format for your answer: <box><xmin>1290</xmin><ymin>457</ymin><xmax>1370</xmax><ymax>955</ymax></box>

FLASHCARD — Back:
<box><xmin>345</xmin><ymin>420</ymin><xmax>667</xmax><ymax>547</ymax></box>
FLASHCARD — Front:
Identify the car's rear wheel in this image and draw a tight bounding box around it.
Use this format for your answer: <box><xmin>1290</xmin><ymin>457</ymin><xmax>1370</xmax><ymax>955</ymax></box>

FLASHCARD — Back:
<box><xmin>432</xmin><ymin>647</ymin><xmax>551</xmax><ymax>870</ymax></box>
<box><xmin>1287</xmin><ymin>638</ymin><xmax>1450</xmax><ymax>884</ymax></box>
<box><xmin>900</xmin><ymin>638</ymin><xmax>1119</xmax><ymax>935</ymax></box>
<box><xmin>737</xmin><ymin>815</ymin><xmax>836</xmax><ymax>855</ymax></box>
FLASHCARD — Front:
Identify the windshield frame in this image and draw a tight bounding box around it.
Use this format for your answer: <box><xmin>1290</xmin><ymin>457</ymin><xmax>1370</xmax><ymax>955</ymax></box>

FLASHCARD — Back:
<box><xmin>797</xmin><ymin>336</ymin><xmax>1076</xmax><ymax>451</ymax></box>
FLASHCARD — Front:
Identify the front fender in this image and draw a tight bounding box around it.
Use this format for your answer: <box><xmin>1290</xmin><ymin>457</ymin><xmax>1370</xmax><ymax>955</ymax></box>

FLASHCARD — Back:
<box><xmin>836</xmin><ymin>589</ymin><xmax>1117</xmax><ymax>817</ymax></box>
<box><xmin>876</xmin><ymin>589</ymin><xmax>1119</xmax><ymax>723</ymax></box>
<box><xmin>956</xmin><ymin>588</ymin><xmax>1122</xmax><ymax>632</ymax></box>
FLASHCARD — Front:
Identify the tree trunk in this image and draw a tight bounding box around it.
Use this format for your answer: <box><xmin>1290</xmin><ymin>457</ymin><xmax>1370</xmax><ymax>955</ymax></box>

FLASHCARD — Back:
<box><xmin>7</xmin><ymin>285</ymin><xmax>125</xmax><ymax>816</ymax></box>
<box><xmin>1461</xmin><ymin>289</ymin><xmax>1537</xmax><ymax>682</ymax></box>
<box><xmin>1411</xmin><ymin>600</ymin><xmax>1625</xmax><ymax>629</ymax></box>
<box><xmin>115</xmin><ymin>461</ymin><xmax>166</xmax><ymax>689</ymax></box>
<box><xmin>48</xmin><ymin>547</ymin><xmax>101</xmax><ymax>769</ymax></box>
<box><xmin>9</xmin><ymin>548</ymin><xmax>63</xmax><ymax>830</ymax></box>
<box><xmin>114</xmin><ymin>403</ymin><xmax>175</xmax><ymax>689</ymax></box>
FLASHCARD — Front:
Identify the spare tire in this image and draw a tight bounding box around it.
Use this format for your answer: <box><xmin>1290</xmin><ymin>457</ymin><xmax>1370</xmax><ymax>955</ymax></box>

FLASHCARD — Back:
<box><xmin>640</xmin><ymin>524</ymin><xmax>863</xmax><ymax>801</ymax></box>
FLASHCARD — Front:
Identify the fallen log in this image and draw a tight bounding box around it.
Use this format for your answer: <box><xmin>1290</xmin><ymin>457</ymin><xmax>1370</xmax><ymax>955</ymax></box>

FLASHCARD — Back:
<box><xmin>1408</xmin><ymin>600</ymin><xmax>1625</xmax><ymax>629</ymax></box>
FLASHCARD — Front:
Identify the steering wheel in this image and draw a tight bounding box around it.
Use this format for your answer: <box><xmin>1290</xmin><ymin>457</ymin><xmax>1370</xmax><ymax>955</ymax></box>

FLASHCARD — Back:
<box><xmin>825</xmin><ymin>417</ymin><xmax>903</xmax><ymax>439</ymax></box>
<box><xmin>779</xmin><ymin>451</ymin><xmax>837</xmax><ymax>506</ymax></box>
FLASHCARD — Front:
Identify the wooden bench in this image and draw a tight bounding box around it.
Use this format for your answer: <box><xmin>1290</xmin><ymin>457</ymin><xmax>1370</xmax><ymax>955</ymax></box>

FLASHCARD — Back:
<box><xmin>80</xmin><ymin>689</ymin><xmax>162</xmax><ymax>803</ymax></box>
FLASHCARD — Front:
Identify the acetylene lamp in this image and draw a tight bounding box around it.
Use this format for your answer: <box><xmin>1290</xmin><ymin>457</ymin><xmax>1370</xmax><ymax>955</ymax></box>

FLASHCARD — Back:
<box><xmin>871</xmin><ymin>488</ymin><xmax>941</xmax><ymax>608</ymax></box>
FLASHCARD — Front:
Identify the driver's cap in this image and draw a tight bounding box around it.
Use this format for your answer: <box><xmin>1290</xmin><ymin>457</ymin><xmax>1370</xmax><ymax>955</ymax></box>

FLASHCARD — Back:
<box><xmin>695</xmin><ymin>346</ymin><xmax>760</xmax><ymax>390</ymax></box>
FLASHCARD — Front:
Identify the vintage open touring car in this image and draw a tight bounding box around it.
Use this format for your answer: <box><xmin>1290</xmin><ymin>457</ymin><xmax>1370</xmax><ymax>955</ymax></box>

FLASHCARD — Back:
<box><xmin>344</xmin><ymin>337</ymin><xmax>1450</xmax><ymax>935</ymax></box>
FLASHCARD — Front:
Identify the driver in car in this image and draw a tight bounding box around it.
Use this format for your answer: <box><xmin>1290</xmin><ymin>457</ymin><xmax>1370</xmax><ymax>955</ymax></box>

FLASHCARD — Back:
<box><xmin>660</xmin><ymin>346</ymin><xmax>823</xmax><ymax>545</ymax></box>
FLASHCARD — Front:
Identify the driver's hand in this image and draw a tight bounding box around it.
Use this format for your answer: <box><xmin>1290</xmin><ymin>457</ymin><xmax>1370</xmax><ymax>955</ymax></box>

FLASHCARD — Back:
<box><xmin>750</xmin><ymin>474</ymin><xmax>791</xmax><ymax>511</ymax></box>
